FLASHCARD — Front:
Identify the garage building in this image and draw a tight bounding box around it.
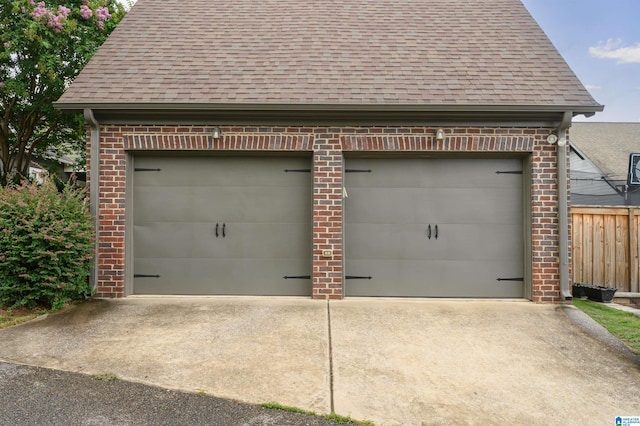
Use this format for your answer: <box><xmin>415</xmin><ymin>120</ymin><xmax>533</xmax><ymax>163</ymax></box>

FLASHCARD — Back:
<box><xmin>55</xmin><ymin>0</ymin><xmax>603</xmax><ymax>302</ymax></box>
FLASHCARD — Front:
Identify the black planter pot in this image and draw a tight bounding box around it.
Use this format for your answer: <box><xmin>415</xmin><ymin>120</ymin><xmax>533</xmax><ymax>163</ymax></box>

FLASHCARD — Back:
<box><xmin>572</xmin><ymin>284</ymin><xmax>588</xmax><ymax>299</ymax></box>
<box><xmin>573</xmin><ymin>284</ymin><xmax>617</xmax><ymax>303</ymax></box>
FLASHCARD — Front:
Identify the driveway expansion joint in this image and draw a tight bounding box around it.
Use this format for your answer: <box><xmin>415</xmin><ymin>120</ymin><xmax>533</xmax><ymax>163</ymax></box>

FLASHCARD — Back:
<box><xmin>327</xmin><ymin>300</ymin><xmax>335</xmax><ymax>414</ymax></box>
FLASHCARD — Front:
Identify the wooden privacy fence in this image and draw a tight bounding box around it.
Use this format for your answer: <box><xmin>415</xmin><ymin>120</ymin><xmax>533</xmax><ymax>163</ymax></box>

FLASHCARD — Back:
<box><xmin>572</xmin><ymin>206</ymin><xmax>640</xmax><ymax>292</ymax></box>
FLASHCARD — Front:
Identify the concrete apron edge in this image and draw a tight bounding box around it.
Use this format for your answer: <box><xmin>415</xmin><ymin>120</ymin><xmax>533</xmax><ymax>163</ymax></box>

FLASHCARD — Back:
<box><xmin>116</xmin><ymin>296</ymin><xmax>531</xmax><ymax>301</ymax></box>
<box><xmin>119</xmin><ymin>295</ymin><xmax>316</xmax><ymax>301</ymax></box>
<box><xmin>336</xmin><ymin>297</ymin><xmax>532</xmax><ymax>302</ymax></box>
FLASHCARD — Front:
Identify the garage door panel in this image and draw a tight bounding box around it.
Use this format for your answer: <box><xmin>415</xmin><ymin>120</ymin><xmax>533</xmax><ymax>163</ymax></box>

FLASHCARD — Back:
<box><xmin>210</xmin><ymin>187</ymin><xmax>311</xmax><ymax>223</ymax></box>
<box><xmin>346</xmin><ymin>260</ymin><xmax>523</xmax><ymax>297</ymax></box>
<box><xmin>134</xmin><ymin>187</ymin><xmax>216</xmax><ymax>223</ymax></box>
<box><xmin>345</xmin><ymin>188</ymin><xmax>439</xmax><ymax>224</ymax></box>
<box><xmin>134</xmin><ymin>223</ymin><xmax>217</xmax><ymax>259</ymax></box>
<box><xmin>426</xmin><ymin>224</ymin><xmax>523</xmax><ymax>261</ymax></box>
<box><xmin>133</xmin><ymin>155</ymin><xmax>311</xmax><ymax>296</ymax></box>
<box><xmin>346</xmin><ymin>158</ymin><xmax>521</xmax><ymax>188</ymax></box>
<box><xmin>346</xmin><ymin>187</ymin><xmax>521</xmax><ymax>225</ymax></box>
<box><xmin>134</xmin><ymin>222</ymin><xmax>310</xmax><ymax>260</ymax></box>
<box><xmin>135</xmin><ymin>156</ymin><xmax>311</xmax><ymax>188</ymax></box>
<box><xmin>134</xmin><ymin>259</ymin><xmax>309</xmax><ymax>295</ymax></box>
<box><xmin>134</xmin><ymin>186</ymin><xmax>311</xmax><ymax>224</ymax></box>
<box><xmin>220</xmin><ymin>223</ymin><xmax>311</xmax><ymax>258</ymax></box>
<box><xmin>347</xmin><ymin>159</ymin><xmax>433</xmax><ymax>187</ymax></box>
<box><xmin>427</xmin><ymin>187</ymin><xmax>522</xmax><ymax>224</ymax></box>
<box><xmin>346</xmin><ymin>224</ymin><xmax>436</xmax><ymax>259</ymax></box>
<box><xmin>346</xmin><ymin>223</ymin><xmax>522</xmax><ymax>262</ymax></box>
<box><xmin>418</xmin><ymin>159</ymin><xmax>521</xmax><ymax>188</ymax></box>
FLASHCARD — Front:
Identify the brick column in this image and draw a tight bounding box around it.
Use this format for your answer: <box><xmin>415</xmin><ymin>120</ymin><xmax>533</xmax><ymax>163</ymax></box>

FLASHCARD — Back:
<box><xmin>312</xmin><ymin>132</ymin><xmax>343</xmax><ymax>299</ymax></box>
<box><xmin>95</xmin><ymin>126</ymin><xmax>127</xmax><ymax>297</ymax></box>
<box><xmin>531</xmin><ymin>141</ymin><xmax>562</xmax><ymax>302</ymax></box>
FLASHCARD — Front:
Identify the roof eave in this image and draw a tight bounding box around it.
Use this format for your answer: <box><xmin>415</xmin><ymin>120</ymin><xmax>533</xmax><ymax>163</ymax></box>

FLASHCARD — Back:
<box><xmin>53</xmin><ymin>102</ymin><xmax>604</xmax><ymax>126</ymax></box>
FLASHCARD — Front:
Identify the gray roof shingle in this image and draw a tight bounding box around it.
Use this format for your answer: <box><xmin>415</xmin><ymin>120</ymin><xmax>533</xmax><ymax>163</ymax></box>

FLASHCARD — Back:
<box><xmin>570</xmin><ymin>122</ymin><xmax>640</xmax><ymax>181</ymax></box>
<box><xmin>56</xmin><ymin>0</ymin><xmax>601</xmax><ymax>110</ymax></box>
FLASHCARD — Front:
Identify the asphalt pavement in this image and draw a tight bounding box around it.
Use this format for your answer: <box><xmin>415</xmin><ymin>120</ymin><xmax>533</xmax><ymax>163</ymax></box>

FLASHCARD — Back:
<box><xmin>0</xmin><ymin>362</ymin><xmax>343</xmax><ymax>426</ymax></box>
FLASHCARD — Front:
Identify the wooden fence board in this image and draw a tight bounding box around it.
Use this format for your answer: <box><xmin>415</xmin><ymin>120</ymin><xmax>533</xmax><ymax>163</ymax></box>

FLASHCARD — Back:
<box><xmin>604</xmin><ymin>214</ymin><xmax>615</xmax><ymax>287</ymax></box>
<box><xmin>583</xmin><ymin>214</ymin><xmax>593</xmax><ymax>284</ymax></box>
<box><xmin>615</xmin><ymin>214</ymin><xmax>628</xmax><ymax>290</ymax></box>
<box><xmin>593</xmin><ymin>214</ymin><xmax>605</xmax><ymax>285</ymax></box>
<box><xmin>572</xmin><ymin>206</ymin><xmax>640</xmax><ymax>292</ymax></box>
<box><xmin>572</xmin><ymin>213</ymin><xmax>584</xmax><ymax>283</ymax></box>
<box><xmin>632</xmin><ymin>209</ymin><xmax>639</xmax><ymax>292</ymax></box>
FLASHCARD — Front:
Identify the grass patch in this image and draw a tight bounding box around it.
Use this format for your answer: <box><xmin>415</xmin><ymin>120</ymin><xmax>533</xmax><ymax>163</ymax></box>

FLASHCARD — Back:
<box><xmin>93</xmin><ymin>373</ymin><xmax>118</xmax><ymax>381</ymax></box>
<box><xmin>0</xmin><ymin>305</ymin><xmax>49</xmax><ymax>330</ymax></box>
<box><xmin>573</xmin><ymin>299</ymin><xmax>640</xmax><ymax>354</ymax></box>
<box><xmin>324</xmin><ymin>412</ymin><xmax>376</xmax><ymax>425</ymax></box>
<box><xmin>261</xmin><ymin>402</ymin><xmax>316</xmax><ymax>415</ymax></box>
<box><xmin>261</xmin><ymin>402</ymin><xmax>375</xmax><ymax>425</ymax></box>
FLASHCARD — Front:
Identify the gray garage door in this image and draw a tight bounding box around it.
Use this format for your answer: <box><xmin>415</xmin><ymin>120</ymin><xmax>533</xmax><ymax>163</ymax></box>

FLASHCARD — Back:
<box><xmin>133</xmin><ymin>155</ymin><xmax>312</xmax><ymax>295</ymax></box>
<box><xmin>345</xmin><ymin>157</ymin><xmax>524</xmax><ymax>298</ymax></box>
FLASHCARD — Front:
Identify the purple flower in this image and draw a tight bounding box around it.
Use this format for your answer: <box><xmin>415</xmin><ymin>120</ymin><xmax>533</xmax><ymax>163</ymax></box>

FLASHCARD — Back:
<box><xmin>96</xmin><ymin>6</ymin><xmax>111</xmax><ymax>21</ymax></box>
<box><xmin>58</xmin><ymin>5</ymin><xmax>71</xmax><ymax>18</ymax></box>
<box><xmin>0</xmin><ymin>82</ymin><xmax>4</xmax><ymax>88</ymax></box>
<box><xmin>47</xmin><ymin>14</ymin><xmax>64</xmax><ymax>32</ymax></box>
<box><xmin>30</xmin><ymin>2</ymin><xmax>48</xmax><ymax>19</ymax></box>
<box><xmin>80</xmin><ymin>5</ymin><xmax>93</xmax><ymax>19</ymax></box>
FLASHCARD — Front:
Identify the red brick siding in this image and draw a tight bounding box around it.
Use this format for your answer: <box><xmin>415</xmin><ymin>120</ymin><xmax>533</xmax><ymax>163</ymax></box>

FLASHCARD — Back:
<box><xmin>94</xmin><ymin>127</ymin><xmax>127</xmax><ymax>297</ymax></box>
<box><xmin>89</xmin><ymin>125</ymin><xmax>563</xmax><ymax>302</ymax></box>
<box><xmin>531</xmin><ymin>144</ymin><xmax>561</xmax><ymax>302</ymax></box>
<box><xmin>313</xmin><ymin>134</ymin><xmax>343</xmax><ymax>300</ymax></box>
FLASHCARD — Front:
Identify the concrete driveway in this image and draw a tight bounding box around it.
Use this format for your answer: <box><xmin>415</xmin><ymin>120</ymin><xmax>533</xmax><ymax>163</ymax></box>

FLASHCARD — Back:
<box><xmin>1</xmin><ymin>297</ymin><xmax>639</xmax><ymax>425</ymax></box>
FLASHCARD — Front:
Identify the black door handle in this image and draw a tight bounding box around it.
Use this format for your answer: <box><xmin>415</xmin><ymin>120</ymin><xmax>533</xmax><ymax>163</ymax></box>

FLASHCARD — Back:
<box><xmin>215</xmin><ymin>223</ymin><xmax>219</xmax><ymax>238</ymax></box>
<box><xmin>222</xmin><ymin>223</ymin><xmax>226</xmax><ymax>238</ymax></box>
<box><xmin>435</xmin><ymin>224</ymin><xmax>438</xmax><ymax>240</ymax></box>
<box><xmin>427</xmin><ymin>224</ymin><xmax>431</xmax><ymax>239</ymax></box>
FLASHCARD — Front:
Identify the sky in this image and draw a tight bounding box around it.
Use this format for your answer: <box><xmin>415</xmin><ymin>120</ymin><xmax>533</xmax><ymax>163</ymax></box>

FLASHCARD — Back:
<box><xmin>520</xmin><ymin>0</ymin><xmax>640</xmax><ymax>122</ymax></box>
<box><xmin>119</xmin><ymin>0</ymin><xmax>638</xmax><ymax>122</ymax></box>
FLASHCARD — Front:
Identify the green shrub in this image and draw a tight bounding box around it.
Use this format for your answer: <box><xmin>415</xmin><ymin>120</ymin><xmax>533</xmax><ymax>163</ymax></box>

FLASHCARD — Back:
<box><xmin>0</xmin><ymin>178</ymin><xmax>94</xmax><ymax>310</ymax></box>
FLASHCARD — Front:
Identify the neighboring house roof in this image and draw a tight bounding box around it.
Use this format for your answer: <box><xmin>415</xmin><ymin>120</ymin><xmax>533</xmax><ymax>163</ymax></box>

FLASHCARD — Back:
<box><xmin>570</xmin><ymin>122</ymin><xmax>640</xmax><ymax>206</ymax></box>
<box><xmin>55</xmin><ymin>0</ymin><xmax>601</xmax><ymax>121</ymax></box>
<box><xmin>570</xmin><ymin>122</ymin><xmax>640</xmax><ymax>182</ymax></box>
<box><xmin>570</xmin><ymin>144</ymin><xmax>624</xmax><ymax>206</ymax></box>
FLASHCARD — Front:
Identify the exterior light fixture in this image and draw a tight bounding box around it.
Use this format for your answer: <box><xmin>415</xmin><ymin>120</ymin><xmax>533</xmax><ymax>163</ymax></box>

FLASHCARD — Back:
<box><xmin>435</xmin><ymin>129</ymin><xmax>445</xmax><ymax>141</ymax></box>
<box><xmin>212</xmin><ymin>127</ymin><xmax>222</xmax><ymax>140</ymax></box>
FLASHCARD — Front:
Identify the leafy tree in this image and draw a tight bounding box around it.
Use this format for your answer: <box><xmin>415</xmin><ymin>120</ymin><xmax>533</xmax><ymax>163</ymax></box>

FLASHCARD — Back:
<box><xmin>0</xmin><ymin>0</ymin><xmax>127</xmax><ymax>185</ymax></box>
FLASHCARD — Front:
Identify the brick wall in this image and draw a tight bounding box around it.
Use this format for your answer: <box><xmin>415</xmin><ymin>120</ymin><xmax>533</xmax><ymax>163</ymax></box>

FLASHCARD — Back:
<box><xmin>88</xmin><ymin>125</ymin><xmax>564</xmax><ymax>302</ymax></box>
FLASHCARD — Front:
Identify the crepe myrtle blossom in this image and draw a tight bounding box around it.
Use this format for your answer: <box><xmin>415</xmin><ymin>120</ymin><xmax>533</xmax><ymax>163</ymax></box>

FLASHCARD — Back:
<box><xmin>26</xmin><ymin>1</ymin><xmax>113</xmax><ymax>32</ymax></box>
<box><xmin>79</xmin><ymin>5</ymin><xmax>93</xmax><ymax>19</ymax></box>
<box><xmin>30</xmin><ymin>2</ymin><xmax>48</xmax><ymax>19</ymax></box>
<box><xmin>96</xmin><ymin>6</ymin><xmax>110</xmax><ymax>20</ymax></box>
<box><xmin>95</xmin><ymin>6</ymin><xmax>111</xmax><ymax>28</ymax></box>
<box><xmin>58</xmin><ymin>5</ymin><xmax>71</xmax><ymax>18</ymax></box>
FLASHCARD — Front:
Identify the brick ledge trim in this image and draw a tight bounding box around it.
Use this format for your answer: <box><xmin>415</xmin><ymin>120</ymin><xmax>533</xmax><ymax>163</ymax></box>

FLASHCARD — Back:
<box><xmin>342</xmin><ymin>135</ymin><xmax>534</xmax><ymax>151</ymax></box>
<box><xmin>124</xmin><ymin>133</ymin><xmax>314</xmax><ymax>151</ymax></box>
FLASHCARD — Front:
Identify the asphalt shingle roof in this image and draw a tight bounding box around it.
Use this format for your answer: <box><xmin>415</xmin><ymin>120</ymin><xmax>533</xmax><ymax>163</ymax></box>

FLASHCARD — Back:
<box><xmin>570</xmin><ymin>122</ymin><xmax>640</xmax><ymax>181</ymax></box>
<box><xmin>57</xmin><ymin>0</ymin><xmax>600</xmax><ymax>109</ymax></box>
